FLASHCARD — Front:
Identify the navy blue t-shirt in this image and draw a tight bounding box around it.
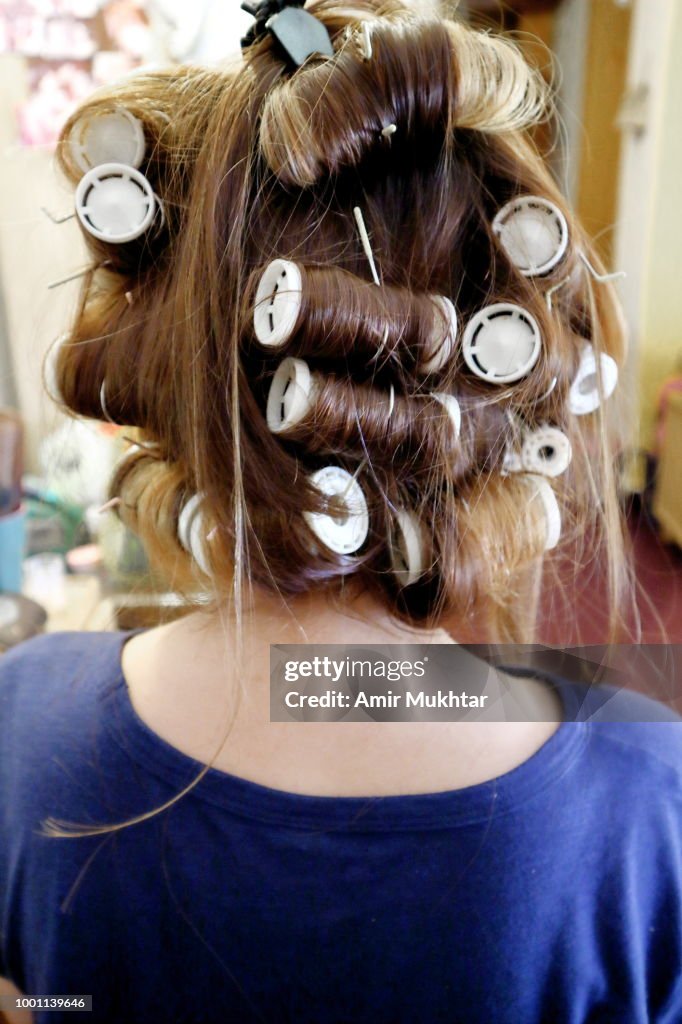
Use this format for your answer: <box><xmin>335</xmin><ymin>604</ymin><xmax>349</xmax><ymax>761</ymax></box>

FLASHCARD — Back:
<box><xmin>1</xmin><ymin>629</ymin><xmax>682</xmax><ymax>1023</ymax></box>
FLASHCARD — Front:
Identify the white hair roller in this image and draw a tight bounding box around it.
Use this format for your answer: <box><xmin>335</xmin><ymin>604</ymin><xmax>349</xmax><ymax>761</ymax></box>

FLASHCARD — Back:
<box><xmin>418</xmin><ymin>296</ymin><xmax>458</xmax><ymax>375</ymax></box>
<box><xmin>303</xmin><ymin>466</ymin><xmax>369</xmax><ymax>555</ymax></box>
<box><xmin>266</xmin><ymin>357</ymin><xmax>318</xmax><ymax>433</ymax></box>
<box><xmin>462</xmin><ymin>303</ymin><xmax>542</xmax><ymax>384</ymax></box>
<box><xmin>492</xmin><ymin>196</ymin><xmax>569</xmax><ymax>278</ymax></box>
<box><xmin>390</xmin><ymin>508</ymin><xmax>428</xmax><ymax>587</ymax></box>
<box><xmin>525</xmin><ymin>475</ymin><xmax>562</xmax><ymax>552</ymax></box>
<box><xmin>70</xmin><ymin>107</ymin><xmax>146</xmax><ymax>174</ymax></box>
<box><xmin>75</xmin><ymin>162</ymin><xmax>162</xmax><ymax>244</ymax></box>
<box><xmin>521</xmin><ymin>426</ymin><xmax>572</xmax><ymax>479</ymax></box>
<box><xmin>568</xmin><ymin>344</ymin><xmax>619</xmax><ymax>416</ymax></box>
<box><xmin>177</xmin><ymin>493</ymin><xmax>212</xmax><ymax>577</ymax></box>
<box><xmin>430</xmin><ymin>392</ymin><xmax>462</xmax><ymax>439</ymax></box>
<box><xmin>44</xmin><ymin>333</ymin><xmax>69</xmax><ymax>403</ymax></box>
<box><xmin>254</xmin><ymin>259</ymin><xmax>303</xmax><ymax>348</ymax></box>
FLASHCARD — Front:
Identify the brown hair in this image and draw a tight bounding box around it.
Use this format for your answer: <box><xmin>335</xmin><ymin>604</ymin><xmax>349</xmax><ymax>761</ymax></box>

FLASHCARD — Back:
<box><xmin>48</xmin><ymin>0</ymin><xmax>629</xmax><ymax>647</ymax></box>
<box><xmin>39</xmin><ymin>0</ymin><xmax>636</xmax><ymax>843</ymax></box>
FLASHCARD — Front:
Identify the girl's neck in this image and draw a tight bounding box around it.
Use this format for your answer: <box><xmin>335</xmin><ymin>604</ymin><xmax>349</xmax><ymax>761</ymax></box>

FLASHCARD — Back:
<box><xmin>189</xmin><ymin>581</ymin><xmax>456</xmax><ymax>650</ymax></box>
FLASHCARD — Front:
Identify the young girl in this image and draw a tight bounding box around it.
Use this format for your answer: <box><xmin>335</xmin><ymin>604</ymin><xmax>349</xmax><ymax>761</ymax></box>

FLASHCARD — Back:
<box><xmin>2</xmin><ymin>1</ymin><xmax>682</xmax><ymax>1021</ymax></box>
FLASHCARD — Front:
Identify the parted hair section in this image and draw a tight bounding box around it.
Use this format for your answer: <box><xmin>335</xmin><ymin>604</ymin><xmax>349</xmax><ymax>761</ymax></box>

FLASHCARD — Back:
<box><xmin>48</xmin><ymin>0</ymin><xmax>628</xmax><ymax>640</ymax></box>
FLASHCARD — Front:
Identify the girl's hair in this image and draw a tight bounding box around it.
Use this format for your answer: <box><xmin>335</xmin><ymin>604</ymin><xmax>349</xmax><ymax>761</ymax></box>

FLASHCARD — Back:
<box><xmin>49</xmin><ymin>0</ymin><xmax>629</xmax><ymax>645</ymax></box>
<box><xmin>41</xmin><ymin>0</ymin><xmax>635</xmax><ymax>843</ymax></box>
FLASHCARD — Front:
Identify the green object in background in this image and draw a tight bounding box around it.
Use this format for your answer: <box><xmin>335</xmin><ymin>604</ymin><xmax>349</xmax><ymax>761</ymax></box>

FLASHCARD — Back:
<box><xmin>23</xmin><ymin>488</ymin><xmax>85</xmax><ymax>556</ymax></box>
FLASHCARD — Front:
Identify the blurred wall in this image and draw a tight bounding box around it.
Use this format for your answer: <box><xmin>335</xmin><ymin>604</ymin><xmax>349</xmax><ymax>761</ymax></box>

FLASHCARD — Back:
<box><xmin>0</xmin><ymin>0</ymin><xmax>249</xmax><ymax>476</ymax></box>
<box><xmin>0</xmin><ymin>251</ymin><xmax>18</xmax><ymax>408</ymax></box>
<box><xmin>573</xmin><ymin>0</ymin><xmax>630</xmax><ymax>267</ymax></box>
<box><xmin>613</xmin><ymin>0</ymin><xmax>682</xmax><ymax>475</ymax></box>
<box><xmin>0</xmin><ymin>54</ymin><xmax>85</xmax><ymax>474</ymax></box>
<box><xmin>637</xmin><ymin>0</ymin><xmax>682</xmax><ymax>449</ymax></box>
<box><xmin>551</xmin><ymin>0</ymin><xmax>589</xmax><ymax>205</ymax></box>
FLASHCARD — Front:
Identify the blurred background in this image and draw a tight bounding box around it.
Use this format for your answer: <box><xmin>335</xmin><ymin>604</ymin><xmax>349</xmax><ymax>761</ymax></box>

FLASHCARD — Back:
<box><xmin>0</xmin><ymin>0</ymin><xmax>680</xmax><ymax>658</ymax></box>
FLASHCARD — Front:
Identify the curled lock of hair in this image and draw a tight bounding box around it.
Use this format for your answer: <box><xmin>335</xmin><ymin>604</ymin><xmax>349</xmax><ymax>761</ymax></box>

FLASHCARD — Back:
<box><xmin>51</xmin><ymin>269</ymin><xmax>186</xmax><ymax>455</ymax></box>
<box><xmin>49</xmin><ymin>0</ymin><xmax>630</xmax><ymax>652</ymax></box>
<box><xmin>248</xmin><ymin>264</ymin><xmax>457</xmax><ymax>377</ymax></box>
<box><xmin>55</xmin><ymin>68</ymin><xmax>232</xmax><ymax>270</ymax></box>
<box><xmin>259</xmin><ymin>4</ymin><xmax>549</xmax><ymax>186</ymax></box>
<box><xmin>440</xmin><ymin>472</ymin><xmax>554</xmax><ymax>636</ymax></box>
<box><xmin>268</xmin><ymin>364</ymin><xmax>510</xmax><ymax>481</ymax></box>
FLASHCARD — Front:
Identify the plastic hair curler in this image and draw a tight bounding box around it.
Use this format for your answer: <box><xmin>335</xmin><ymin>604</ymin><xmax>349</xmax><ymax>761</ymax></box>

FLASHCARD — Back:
<box><xmin>44</xmin><ymin>333</ymin><xmax>69</xmax><ymax>404</ymax></box>
<box><xmin>462</xmin><ymin>303</ymin><xmax>542</xmax><ymax>384</ymax></box>
<box><xmin>70</xmin><ymin>108</ymin><xmax>146</xmax><ymax>174</ymax></box>
<box><xmin>389</xmin><ymin>508</ymin><xmax>427</xmax><ymax>586</ymax></box>
<box><xmin>493</xmin><ymin>196</ymin><xmax>569</xmax><ymax>278</ymax></box>
<box><xmin>75</xmin><ymin>163</ymin><xmax>162</xmax><ymax>243</ymax></box>
<box><xmin>520</xmin><ymin>425</ymin><xmax>572</xmax><ymax>478</ymax></box>
<box><xmin>568</xmin><ymin>344</ymin><xmax>619</xmax><ymax>415</ymax></box>
<box><xmin>266</xmin><ymin>356</ymin><xmax>316</xmax><ymax>433</ymax></box>
<box><xmin>177</xmin><ymin>493</ymin><xmax>212</xmax><ymax>577</ymax></box>
<box><xmin>525</xmin><ymin>474</ymin><xmax>562</xmax><ymax>551</ymax></box>
<box><xmin>253</xmin><ymin>259</ymin><xmax>457</xmax><ymax>378</ymax></box>
<box><xmin>254</xmin><ymin>259</ymin><xmax>303</xmax><ymax>348</ymax></box>
<box><xmin>303</xmin><ymin>466</ymin><xmax>369</xmax><ymax>555</ymax></box>
<box><xmin>418</xmin><ymin>296</ymin><xmax>458</xmax><ymax>375</ymax></box>
<box><xmin>430</xmin><ymin>392</ymin><xmax>462</xmax><ymax>439</ymax></box>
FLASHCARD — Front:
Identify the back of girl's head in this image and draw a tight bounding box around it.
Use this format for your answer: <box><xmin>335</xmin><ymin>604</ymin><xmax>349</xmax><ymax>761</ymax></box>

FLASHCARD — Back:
<box><xmin>49</xmin><ymin>0</ymin><xmax>629</xmax><ymax>643</ymax></box>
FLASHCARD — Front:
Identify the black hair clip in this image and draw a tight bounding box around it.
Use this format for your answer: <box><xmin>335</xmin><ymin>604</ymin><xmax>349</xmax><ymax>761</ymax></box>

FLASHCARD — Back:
<box><xmin>241</xmin><ymin>0</ymin><xmax>334</xmax><ymax>68</ymax></box>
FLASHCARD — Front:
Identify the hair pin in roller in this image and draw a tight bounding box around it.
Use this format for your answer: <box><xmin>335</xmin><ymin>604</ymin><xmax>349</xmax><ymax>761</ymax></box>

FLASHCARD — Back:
<box><xmin>254</xmin><ymin>259</ymin><xmax>303</xmax><ymax>348</ymax></box>
<box><xmin>462</xmin><ymin>303</ymin><xmax>542</xmax><ymax>384</ymax></box>
<box><xmin>241</xmin><ymin>0</ymin><xmax>334</xmax><ymax>69</ymax></box>
<box><xmin>303</xmin><ymin>465</ymin><xmax>369</xmax><ymax>555</ymax></box>
<box><xmin>97</xmin><ymin>496</ymin><xmax>122</xmax><ymax>515</ymax></box>
<box><xmin>503</xmin><ymin>424</ymin><xmax>572</xmax><ymax>479</ymax></box>
<box><xmin>568</xmin><ymin>343</ymin><xmax>618</xmax><ymax>416</ymax></box>
<box><xmin>546</xmin><ymin>257</ymin><xmax>626</xmax><ymax>312</ymax></box>
<box><xmin>69</xmin><ymin>107</ymin><xmax>146</xmax><ymax>174</ymax></box>
<box><xmin>353</xmin><ymin>206</ymin><xmax>381</xmax><ymax>286</ymax></box>
<box><xmin>390</xmin><ymin>508</ymin><xmax>428</xmax><ymax>587</ymax></box>
<box><xmin>177</xmin><ymin>493</ymin><xmax>212</xmax><ymax>577</ymax></box>
<box><xmin>578</xmin><ymin>252</ymin><xmax>626</xmax><ymax>285</ymax></box>
<box><xmin>41</xmin><ymin>206</ymin><xmax>75</xmax><ymax>225</ymax></box>
<box><xmin>121</xmin><ymin>434</ymin><xmax>161</xmax><ymax>453</ymax></box>
<box><xmin>75</xmin><ymin>162</ymin><xmax>164</xmax><ymax>244</ymax></box>
<box><xmin>493</xmin><ymin>196</ymin><xmax>569</xmax><ymax>278</ymax></box>
<box><xmin>47</xmin><ymin>259</ymin><xmax>112</xmax><ymax>290</ymax></box>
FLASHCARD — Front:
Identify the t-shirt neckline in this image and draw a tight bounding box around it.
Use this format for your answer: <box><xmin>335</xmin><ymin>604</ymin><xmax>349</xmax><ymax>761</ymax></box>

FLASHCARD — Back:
<box><xmin>103</xmin><ymin>628</ymin><xmax>589</xmax><ymax>832</ymax></box>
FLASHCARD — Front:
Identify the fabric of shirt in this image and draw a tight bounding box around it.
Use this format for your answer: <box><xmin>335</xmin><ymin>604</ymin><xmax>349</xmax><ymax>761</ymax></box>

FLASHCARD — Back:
<box><xmin>1</xmin><ymin>629</ymin><xmax>682</xmax><ymax>1024</ymax></box>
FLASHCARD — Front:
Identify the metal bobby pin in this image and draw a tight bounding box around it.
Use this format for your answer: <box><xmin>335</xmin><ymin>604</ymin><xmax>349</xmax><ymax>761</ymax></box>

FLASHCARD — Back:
<box><xmin>353</xmin><ymin>206</ymin><xmax>381</xmax><ymax>286</ymax></box>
